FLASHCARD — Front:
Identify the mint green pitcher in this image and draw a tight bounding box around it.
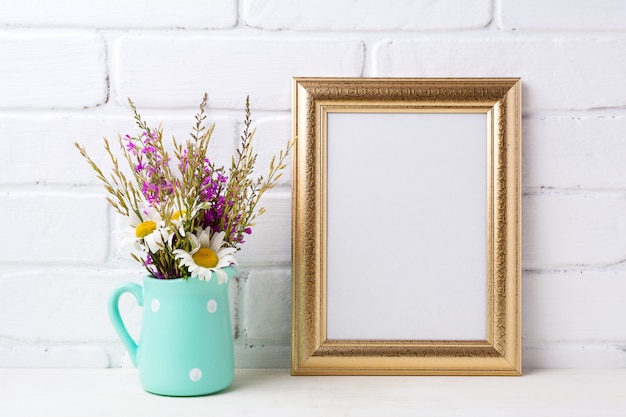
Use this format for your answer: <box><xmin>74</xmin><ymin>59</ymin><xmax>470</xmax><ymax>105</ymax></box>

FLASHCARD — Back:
<box><xmin>108</xmin><ymin>266</ymin><xmax>236</xmax><ymax>396</ymax></box>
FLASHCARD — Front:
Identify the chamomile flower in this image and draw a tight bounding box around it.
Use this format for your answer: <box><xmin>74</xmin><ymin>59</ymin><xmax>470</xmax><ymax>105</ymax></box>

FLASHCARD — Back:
<box><xmin>169</xmin><ymin>208</ymin><xmax>190</xmax><ymax>238</ymax></box>
<box><xmin>167</xmin><ymin>206</ymin><xmax>202</xmax><ymax>245</ymax></box>
<box><xmin>118</xmin><ymin>204</ymin><xmax>170</xmax><ymax>253</ymax></box>
<box><xmin>173</xmin><ymin>228</ymin><xmax>238</xmax><ymax>284</ymax></box>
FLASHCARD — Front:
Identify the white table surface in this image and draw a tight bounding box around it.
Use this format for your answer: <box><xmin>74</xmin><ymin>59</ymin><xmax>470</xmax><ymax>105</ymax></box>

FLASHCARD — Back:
<box><xmin>1</xmin><ymin>368</ymin><xmax>625</xmax><ymax>416</ymax></box>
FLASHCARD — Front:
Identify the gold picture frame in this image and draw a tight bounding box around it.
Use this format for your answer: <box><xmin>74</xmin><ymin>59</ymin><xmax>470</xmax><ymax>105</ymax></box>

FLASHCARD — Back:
<box><xmin>291</xmin><ymin>78</ymin><xmax>521</xmax><ymax>375</ymax></box>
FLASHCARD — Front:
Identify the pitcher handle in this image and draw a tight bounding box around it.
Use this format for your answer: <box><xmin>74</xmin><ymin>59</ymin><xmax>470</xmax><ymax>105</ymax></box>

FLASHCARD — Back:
<box><xmin>108</xmin><ymin>282</ymin><xmax>143</xmax><ymax>367</ymax></box>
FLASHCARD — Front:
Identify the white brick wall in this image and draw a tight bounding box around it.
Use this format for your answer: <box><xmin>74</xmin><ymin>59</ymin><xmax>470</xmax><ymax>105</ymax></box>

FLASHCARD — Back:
<box><xmin>0</xmin><ymin>33</ymin><xmax>107</xmax><ymax>108</ymax></box>
<box><xmin>522</xmin><ymin>115</ymin><xmax>626</xmax><ymax>189</ymax></box>
<box><xmin>115</xmin><ymin>35</ymin><xmax>365</xmax><ymax>109</ymax></box>
<box><xmin>0</xmin><ymin>0</ymin><xmax>625</xmax><ymax>369</ymax></box>
<box><xmin>523</xmin><ymin>192</ymin><xmax>626</xmax><ymax>269</ymax></box>
<box><xmin>0</xmin><ymin>191</ymin><xmax>109</xmax><ymax>264</ymax></box>
<box><xmin>0</xmin><ymin>0</ymin><xmax>238</xmax><ymax>29</ymax></box>
<box><xmin>372</xmin><ymin>36</ymin><xmax>626</xmax><ymax>111</ymax></box>
<box><xmin>499</xmin><ymin>0</ymin><xmax>626</xmax><ymax>31</ymax></box>
<box><xmin>243</xmin><ymin>0</ymin><xmax>492</xmax><ymax>31</ymax></box>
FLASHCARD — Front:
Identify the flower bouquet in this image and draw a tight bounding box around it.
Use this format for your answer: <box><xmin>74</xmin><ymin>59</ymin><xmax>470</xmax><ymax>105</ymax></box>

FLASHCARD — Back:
<box><xmin>76</xmin><ymin>94</ymin><xmax>292</xmax><ymax>396</ymax></box>
<box><xmin>75</xmin><ymin>94</ymin><xmax>292</xmax><ymax>283</ymax></box>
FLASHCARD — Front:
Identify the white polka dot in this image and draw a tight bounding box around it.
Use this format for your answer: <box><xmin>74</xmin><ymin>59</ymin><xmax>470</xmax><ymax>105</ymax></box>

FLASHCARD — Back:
<box><xmin>207</xmin><ymin>299</ymin><xmax>218</xmax><ymax>313</ymax></box>
<box><xmin>151</xmin><ymin>299</ymin><xmax>160</xmax><ymax>312</ymax></box>
<box><xmin>189</xmin><ymin>368</ymin><xmax>202</xmax><ymax>382</ymax></box>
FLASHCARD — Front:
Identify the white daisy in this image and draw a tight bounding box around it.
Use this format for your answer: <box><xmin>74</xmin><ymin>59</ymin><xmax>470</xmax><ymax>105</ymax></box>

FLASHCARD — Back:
<box><xmin>168</xmin><ymin>204</ymin><xmax>203</xmax><ymax>241</ymax></box>
<box><xmin>170</xmin><ymin>209</ymin><xmax>188</xmax><ymax>238</ymax></box>
<box><xmin>173</xmin><ymin>228</ymin><xmax>238</xmax><ymax>284</ymax></box>
<box><xmin>117</xmin><ymin>204</ymin><xmax>171</xmax><ymax>253</ymax></box>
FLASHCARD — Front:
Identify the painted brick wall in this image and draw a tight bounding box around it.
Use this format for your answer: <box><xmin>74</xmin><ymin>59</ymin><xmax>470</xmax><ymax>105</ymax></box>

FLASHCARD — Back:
<box><xmin>0</xmin><ymin>0</ymin><xmax>625</xmax><ymax>369</ymax></box>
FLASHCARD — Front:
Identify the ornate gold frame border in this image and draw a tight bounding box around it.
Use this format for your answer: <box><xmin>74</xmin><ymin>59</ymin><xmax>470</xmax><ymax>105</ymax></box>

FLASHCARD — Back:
<box><xmin>291</xmin><ymin>78</ymin><xmax>522</xmax><ymax>375</ymax></box>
